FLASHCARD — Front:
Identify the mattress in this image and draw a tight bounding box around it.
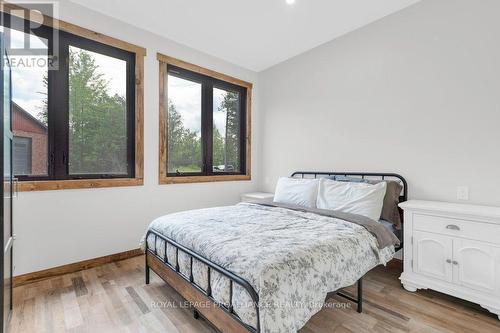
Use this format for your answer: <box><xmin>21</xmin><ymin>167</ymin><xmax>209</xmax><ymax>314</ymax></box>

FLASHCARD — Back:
<box><xmin>143</xmin><ymin>203</ymin><xmax>395</xmax><ymax>333</ymax></box>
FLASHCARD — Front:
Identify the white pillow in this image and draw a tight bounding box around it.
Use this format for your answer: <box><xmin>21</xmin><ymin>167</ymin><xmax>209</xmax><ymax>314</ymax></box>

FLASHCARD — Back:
<box><xmin>273</xmin><ymin>177</ymin><xmax>319</xmax><ymax>208</ymax></box>
<box><xmin>316</xmin><ymin>178</ymin><xmax>387</xmax><ymax>221</ymax></box>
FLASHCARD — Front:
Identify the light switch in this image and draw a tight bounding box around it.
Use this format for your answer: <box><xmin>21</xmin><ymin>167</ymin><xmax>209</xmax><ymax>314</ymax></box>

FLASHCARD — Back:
<box><xmin>457</xmin><ymin>186</ymin><xmax>469</xmax><ymax>201</ymax></box>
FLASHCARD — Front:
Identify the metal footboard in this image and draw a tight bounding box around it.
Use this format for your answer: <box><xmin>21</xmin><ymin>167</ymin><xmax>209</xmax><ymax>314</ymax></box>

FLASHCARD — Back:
<box><xmin>145</xmin><ymin>229</ymin><xmax>261</xmax><ymax>333</ymax></box>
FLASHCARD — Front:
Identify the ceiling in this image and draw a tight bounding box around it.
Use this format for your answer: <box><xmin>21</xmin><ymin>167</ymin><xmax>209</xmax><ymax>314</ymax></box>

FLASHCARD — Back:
<box><xmin>69</xmin><ymin>0</ymin><xmax>421</xmax><ymax>72</ymax></box>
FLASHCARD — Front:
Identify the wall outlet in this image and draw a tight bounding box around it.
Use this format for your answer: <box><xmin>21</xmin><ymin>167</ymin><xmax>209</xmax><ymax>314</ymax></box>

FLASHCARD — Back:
<box><xmin>457</xmin><ymin>186</ymin><xmax>469</xmax><ymax>201</ymax></box>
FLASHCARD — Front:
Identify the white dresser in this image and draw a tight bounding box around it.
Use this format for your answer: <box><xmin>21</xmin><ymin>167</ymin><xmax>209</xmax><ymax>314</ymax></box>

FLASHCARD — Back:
<box><xmin>399</xmin><ymin>200</ymin><xmax>500</xmax><ymax>319</ymax></box>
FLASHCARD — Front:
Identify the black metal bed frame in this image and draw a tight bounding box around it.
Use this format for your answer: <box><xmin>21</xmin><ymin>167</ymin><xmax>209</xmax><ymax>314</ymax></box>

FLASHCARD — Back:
<box><xmin>145</xmin><ymin>171</ymin><xmax>408</xmax><ymax>333</ymax></box>
<box><xmin>145</xmin><ymin>229</ymin><xmax>261</xmax><ymax>333</ymax></box>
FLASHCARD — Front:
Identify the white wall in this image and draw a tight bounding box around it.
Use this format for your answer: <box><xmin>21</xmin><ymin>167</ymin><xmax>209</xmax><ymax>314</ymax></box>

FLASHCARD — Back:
<box><xmin>14</xmin><ymin>2</ymin><xmax>260</xmax><ymax>275</ymax></box>
<box><xmin>259</xmin><ymin>0</ymin><xmax>500</xmax><ymax>206</ymax></box>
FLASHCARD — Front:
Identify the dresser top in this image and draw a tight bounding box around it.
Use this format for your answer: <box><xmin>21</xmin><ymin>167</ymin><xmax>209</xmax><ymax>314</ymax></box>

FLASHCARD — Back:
<box><xmin>399</xmin><ymin>200</ymin><xmax>500</xmax><ymax>219</ymax></box>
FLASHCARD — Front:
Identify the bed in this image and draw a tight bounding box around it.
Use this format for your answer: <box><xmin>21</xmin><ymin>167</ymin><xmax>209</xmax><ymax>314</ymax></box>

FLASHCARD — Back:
<box><xmin>142</xmin><ymin>172</ymin><xmax>407</xmax><ymax>333</ymax></box>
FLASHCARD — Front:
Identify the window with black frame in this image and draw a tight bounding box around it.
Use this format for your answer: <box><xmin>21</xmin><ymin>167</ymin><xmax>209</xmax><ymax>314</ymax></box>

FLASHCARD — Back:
<box><xmin>1</xmin><ymin>13</ymin><xmax>137</xmax><ymax>184</ymax></box>
<box><xmin>165</xmin><ymin>65</ymin><xmax>248</xmax><ymax>178</ymax></box>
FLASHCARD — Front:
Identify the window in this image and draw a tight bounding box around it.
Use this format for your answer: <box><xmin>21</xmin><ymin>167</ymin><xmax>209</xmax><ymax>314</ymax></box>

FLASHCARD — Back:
<box><xmin>167</xmin><ymin>74</ymin><xmax>203</xmax><ymax>174</ymax></box>
<box><xmin>67</xmin><ymin>44</ymin><xmax>132</xmax><ymax>176</ymax></box>
<box><xmin>1</xmin><ymin>9</ymin><xmax>145</xmax><ymax>190</ymax></box>
<box><xmin>159</xmin><ymin>54</ymin><xmax>252</xmax><ymax>183</ymax></box>
<box><xmin>13</xmin><ymin>136</ymin><xmax>32</xmax><ymax>175</ymax></box>
<box><xmin>213</xmin><ymin>87</ymin><xmax>242</xmax><ymax>173</ymax></box>
<box><xmin>8</xmin><ymin>29</ymin><xmax>49</xmax><ymax>177</ymax></box>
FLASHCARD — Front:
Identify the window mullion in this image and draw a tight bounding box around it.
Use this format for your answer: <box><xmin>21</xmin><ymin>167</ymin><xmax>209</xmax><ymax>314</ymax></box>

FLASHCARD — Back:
<box><xmin>45</xmin><ymin>26</ymin><xmax>56</xmax><ymax>180</ymax></box>
<box><xmin>240</xmin><ymin>88</ymin><xmax>247</xmax><ymax>175</ymax></box>
<box><xmin>201</xmin><ymin>81</ymin><xmax>213</xmax><ymax>176</ymax></box>
<box><xmin>51</xmin><ymin>35</ymin><xmax>69</xmax><ymax>180</ymax></box>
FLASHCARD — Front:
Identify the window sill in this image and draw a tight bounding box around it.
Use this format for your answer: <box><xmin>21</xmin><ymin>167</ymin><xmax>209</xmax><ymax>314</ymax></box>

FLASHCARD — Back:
<box><xmin>17</xmin><ymin>178</ymin><xmax>144</xmax><ymax>192</ymax></box>
<box><xmin>159</xmin><ymin>174</ymin><xmax>251</xmax><ymax>185</ymax></box>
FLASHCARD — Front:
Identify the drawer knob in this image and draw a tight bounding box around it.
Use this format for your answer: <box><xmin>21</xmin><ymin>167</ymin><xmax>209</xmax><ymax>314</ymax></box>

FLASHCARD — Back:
<box><xmin>452</xmin><ymin>261</ymin><xmax>459</xmax><ymax>265</ymax></box>
<box><xmin>446</xmin><ymin>224</ymin><xmax>460</xmax><ymax>231</ymax></box>
<box><xmin>446</xmin><ymin>259</ymin><xmax>452</xmax><ymax>264</ymax></box>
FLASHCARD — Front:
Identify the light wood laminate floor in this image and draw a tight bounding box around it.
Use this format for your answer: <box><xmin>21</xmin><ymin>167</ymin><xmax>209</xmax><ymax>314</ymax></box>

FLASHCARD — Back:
<box><xmin>8</xmin><ymin>256</ymin><xmax>500</xmax><ymax>333</ymax></box>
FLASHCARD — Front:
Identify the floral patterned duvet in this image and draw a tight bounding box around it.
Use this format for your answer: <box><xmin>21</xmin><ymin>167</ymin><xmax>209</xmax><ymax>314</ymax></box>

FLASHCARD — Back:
<box><xmin>142</xmin><ymin>202</ymin><xmax>395</xmax><ymax>333</ymax></box>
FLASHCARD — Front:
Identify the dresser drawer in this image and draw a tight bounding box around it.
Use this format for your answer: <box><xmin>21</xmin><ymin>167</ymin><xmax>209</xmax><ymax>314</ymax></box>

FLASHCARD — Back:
<box><xmin>413</xmin><ymin>213</ymin><xmax>500</xmax><ymax>245</ymax></box>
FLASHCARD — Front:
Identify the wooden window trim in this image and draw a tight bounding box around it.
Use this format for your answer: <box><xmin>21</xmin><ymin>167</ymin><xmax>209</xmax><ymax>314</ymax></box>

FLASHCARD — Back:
<box><xmin>157</xmin><ymin>53</ymin><xmax>252</xmax><ymax>185</ymax></box>
<box><xmin>1</xmin><ymin>4</ymin><xmax>145</xmax><ymax>191</ymax></box>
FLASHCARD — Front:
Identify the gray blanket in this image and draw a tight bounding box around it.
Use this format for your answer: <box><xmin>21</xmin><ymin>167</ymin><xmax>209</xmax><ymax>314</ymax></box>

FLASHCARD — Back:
<box><xmin>251</xmin><ymin>200</ymin><xmax>400</xmax><ymax>249</ymax></box>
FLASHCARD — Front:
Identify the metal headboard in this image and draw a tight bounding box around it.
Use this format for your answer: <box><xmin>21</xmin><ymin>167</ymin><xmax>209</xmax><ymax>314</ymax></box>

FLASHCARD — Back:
<box><xmin>291</xmin><ymin>171</ymin><xmax>408</xmax><ymax>251</ymax></box>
